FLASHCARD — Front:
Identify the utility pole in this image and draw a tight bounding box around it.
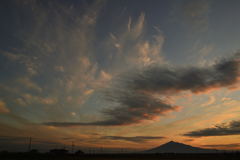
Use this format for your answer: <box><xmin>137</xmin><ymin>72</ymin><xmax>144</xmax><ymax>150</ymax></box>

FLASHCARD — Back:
<box><xmin>28</xmin><ymin>137</ymin><xmax>32</xmax><ymax>151</ymax></box>
<box><xmin>71</xmin><ymin>141</ymin><xmax>75</xmax><ymax>153</ymax></box>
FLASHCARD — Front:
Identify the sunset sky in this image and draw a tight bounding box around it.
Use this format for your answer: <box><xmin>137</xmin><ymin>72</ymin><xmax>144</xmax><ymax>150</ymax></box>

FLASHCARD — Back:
<box><xmin>1</xmin><ymin>0</ymin><xmax>240</xmax><ymax>152</ymax></box>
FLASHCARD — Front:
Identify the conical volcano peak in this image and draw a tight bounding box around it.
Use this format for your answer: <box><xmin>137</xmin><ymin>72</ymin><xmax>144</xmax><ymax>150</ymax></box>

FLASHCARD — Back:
<box><xmin>167</xmin><ymin>141</ymin><xmax>177</xmax><ymax>144</ymax></box>
<box><xmin>163</xmin><ymin>141</ymin><xmax>183</xmax><ymax>146</ymax></box>
<box><xmin>146</xmin><ymin>141</ymin><xmax>219</xmax><ymax>153</ymax></box>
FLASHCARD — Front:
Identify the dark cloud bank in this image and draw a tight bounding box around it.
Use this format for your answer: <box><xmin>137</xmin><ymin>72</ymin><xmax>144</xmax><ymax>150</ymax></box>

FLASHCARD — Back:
<box><xmin>183</xmin><ymin>120</ymin><xmax>240</xmax><ymax>137</ymax></box>
<box><xmin>44</xmin><ymin>53</ymin><xmax>240</xmax><ymax>127</ymax></box>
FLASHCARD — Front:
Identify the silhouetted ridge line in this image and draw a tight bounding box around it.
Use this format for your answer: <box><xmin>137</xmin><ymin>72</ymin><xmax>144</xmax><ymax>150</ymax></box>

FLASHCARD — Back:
<box><xmin>146</xmin><ymin>141</ymin><xmax>220</xmax><ymax>153</ymax></box>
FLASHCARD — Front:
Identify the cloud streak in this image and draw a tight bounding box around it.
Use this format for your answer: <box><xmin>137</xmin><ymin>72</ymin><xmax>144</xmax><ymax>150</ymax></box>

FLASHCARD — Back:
<box><xmin>201</xmin><ymin>143</ymin><xmax>240</xmax><ymax>149</ymax></box>
<box><xmin>183</xmin><ymin>120</ymin><xmax>240</xmax><ymax>137</ymax></box>
<box><xmin>0</xmin><ymin>100</ymin><xmax>10</xmax><ymax>113</ymax></box>
<box><xmin>101</xmin><ymin>136</ymin><xmax>165</xmax><ymax>143</ymax></box>
<box><xmin>44</xmin><ymin>53</ymin><xmax>240</xmax><ymax>127</ymax></box>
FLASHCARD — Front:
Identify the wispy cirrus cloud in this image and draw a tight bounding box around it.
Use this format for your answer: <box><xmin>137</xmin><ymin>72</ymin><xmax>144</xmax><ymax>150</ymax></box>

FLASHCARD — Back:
<box><xmin>0</xmin><ymin>0</ymin><xmax>108</xmax><ymax>117</ymax></box>
<box><xmin>173</xmin><ymin>0</ymin><xmax>211</xmax><ymax>32</ymax></box>
<box><xmin>201</xmin><ymin>96</ymin><xmax>216</xmax><ymax>107</ymax></box>
<box><xmin>17</xmin><ymin>77</ymin><xmax>42</xmax><ymax>92</ymax></box>
<box><xmin>17</xmin><ymin>93</ymin><xmax>57</xmax><ymax>106</ymax></box>
<box><xmin>103</xmin><ymin>13</ymin><xmax>165</xmax><ymax>73</ymax></box>
<box><xmin>1</xmin><ymin>0</ymin><xmax>167</xmax><ymax>127</ymax></box>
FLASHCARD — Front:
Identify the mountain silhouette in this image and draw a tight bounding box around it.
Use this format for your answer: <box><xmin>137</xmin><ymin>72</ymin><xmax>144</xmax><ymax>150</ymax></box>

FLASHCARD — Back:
<box><xmin>146</xmin><ymin>141</ymin><xmax>219</xmax><ymax>153</ymax></box>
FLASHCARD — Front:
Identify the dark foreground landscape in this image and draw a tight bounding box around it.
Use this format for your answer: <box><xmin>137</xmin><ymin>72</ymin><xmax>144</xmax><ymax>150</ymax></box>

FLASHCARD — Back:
<box><xmin>1</xmin><ymin>141</ymin><xmax>240</xmax><ymax>160</ymax></box>
<box><xmin>1</xmin><ymin>153</ymin><xmax>240</xmax><ymax>160</ymax></box>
